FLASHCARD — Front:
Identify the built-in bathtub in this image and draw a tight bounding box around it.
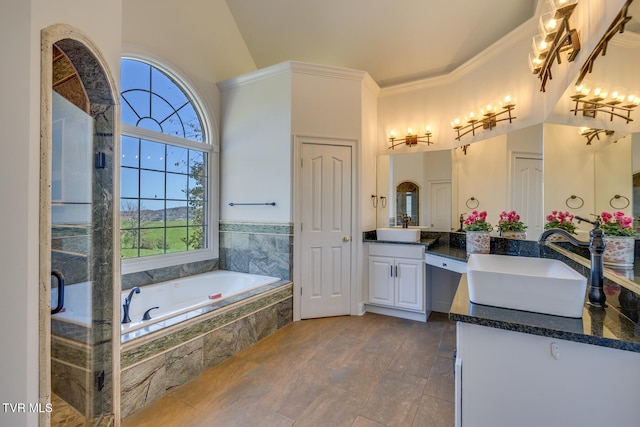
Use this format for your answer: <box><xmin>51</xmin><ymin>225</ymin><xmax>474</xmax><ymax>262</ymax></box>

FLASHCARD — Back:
<box><xmin>120</xmin><ymin>270</ymin><xmax>281</xmax><ymax>340</ymax></box>
<box><xmin>119</xmin><ymin>270</ymin><xmax>293</xmax><ymax>417</ymax></box>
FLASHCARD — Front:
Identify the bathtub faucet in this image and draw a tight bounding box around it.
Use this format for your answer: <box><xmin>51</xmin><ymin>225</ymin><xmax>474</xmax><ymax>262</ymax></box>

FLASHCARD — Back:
<box><xmin>122</xmin><ymin>287</ymin><xmax>140</xmax><ymax>324</ymax></box>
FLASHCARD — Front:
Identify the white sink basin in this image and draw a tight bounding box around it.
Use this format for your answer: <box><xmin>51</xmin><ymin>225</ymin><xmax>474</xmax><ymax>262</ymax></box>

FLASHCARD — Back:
<box><xmin>376</xmin><ymin>227</ymin><xmax>420</xmax><ymax>242</ymax></box>
<box><xmin>466</xmin><ymin>254</ymin><xmax>587</xmax><ymax>318</ymax></box>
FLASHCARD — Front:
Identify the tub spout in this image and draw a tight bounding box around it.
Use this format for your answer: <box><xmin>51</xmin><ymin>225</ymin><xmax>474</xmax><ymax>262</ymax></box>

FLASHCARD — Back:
<box><xmin>538</xmin><ymin>216</ymin><xmax>606</xmax><ymax>308</ymax></box>
<box><xmin>142</xmin><ymin>306</ymin><xmax>159</xmax><ymax>321</ymax></box>
<box><xmin>122</xmin><ymin>287</ymin><xmax>140</xmax><ymax>324</ymax></box>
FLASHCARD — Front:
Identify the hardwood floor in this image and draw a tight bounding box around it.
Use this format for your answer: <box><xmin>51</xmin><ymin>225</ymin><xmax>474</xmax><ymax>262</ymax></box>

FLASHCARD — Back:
<box><xmin>121</xmin><ymin>312</ymin><xmax>456</xmax><ymax>427</ymax></box>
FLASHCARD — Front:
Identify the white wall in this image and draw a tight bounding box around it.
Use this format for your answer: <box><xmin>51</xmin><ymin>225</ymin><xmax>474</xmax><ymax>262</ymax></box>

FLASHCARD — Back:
<box><xmin>595</xmin><ymin>134</ymin><xmax>632</xmax><ymax>216</ymax></box>
<box><xmin>544</xmin><ymin>124</ymin><xmax>596</xmax><ymax>234</ymax></box>
<box><xmin>218</xmin><ymin>67</ymin><xmax>293</xmax><ymax>223</ymax></box>
<box><xmin>453</xmin><ymin>135</ymin><xmax>508</xmax><ymax>229</ymax></box>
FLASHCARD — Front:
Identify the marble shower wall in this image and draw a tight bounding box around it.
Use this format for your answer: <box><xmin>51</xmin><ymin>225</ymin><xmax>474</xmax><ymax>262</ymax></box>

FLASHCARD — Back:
<box><xmin>219</xmin><ymin>222</ymin><xmax>293</xmax><ymax>280</ymax></box>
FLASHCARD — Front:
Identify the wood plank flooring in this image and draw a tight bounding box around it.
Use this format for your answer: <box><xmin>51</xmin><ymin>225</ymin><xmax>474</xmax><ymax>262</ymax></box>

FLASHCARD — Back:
<box><xmin>121</xmin><ymin>312</ymin><xmax>455</xmax><ymax>427</ymax></box>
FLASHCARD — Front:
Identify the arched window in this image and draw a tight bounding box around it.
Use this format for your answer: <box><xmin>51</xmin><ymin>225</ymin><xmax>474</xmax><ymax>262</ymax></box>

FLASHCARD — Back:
<box><xmin>120</xmin><ymin>58</ymin><xmax>212</xmax><ymax>263</ymax></box>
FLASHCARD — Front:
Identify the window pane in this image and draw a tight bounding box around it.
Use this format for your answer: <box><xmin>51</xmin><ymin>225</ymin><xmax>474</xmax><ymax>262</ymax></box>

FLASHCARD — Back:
<box><xmin>140</xmin><ymin>170</ymin><xmax>165</xmax><ymax>199</ymax></box>
<box><xmin>140</xmin><ymin>199</ymin><xmax>164</xmax><ymax>228</ymax></box>
<box><xmin>166</xmin><ymin>226</ymin><xmax>188</xmax><ymax>254</ymax></box>
<box><xmin>151</xmin><ymin>67</ymin><xmax>188</xmax><ymax>107</ymax></box>
<box><xmin>181</xmin><ymin>103</ymin><xmax>204</xmax><ymax>142</ymax></box>
<box><xmin>188</xmin><ymin>225</ymin><xmax>206</xmax><ymax>250</ymax></box>
<box><xmin>120</xmin><ymin>199</ymin><xmax>139</xmax><ymax>227</ymax></box>
<box><xmin>121</xmin><ymin>136</ymin><xmax>139</xmax><ymax>168</ymax></box>
<box><xmin>166</xmin><ymin>172</ymin><xmax>187</xmax><ymax>200</ymax></box>
<box><xmin>120</xmin><ymin>168</ymin><xmax>139</xmax><ymax>198</ymax></box>
<box><xmin>139</xmin><ymin>229</ymin><xmax>165</xmax><ymax>256</ymax></box>
<box><xmin>121</xmin><ymin>60</ymin><xmax>150</xmax><ymax>93</ymax></box>
<box><xmin>166</xmin><ymin>145</ymin><xmax>188</xmax><ymax>174</ymax></box>
<box><xmin>140</xmin><ymin>140</ymin><xmax>165</xmax><ymax>171</ymax></box>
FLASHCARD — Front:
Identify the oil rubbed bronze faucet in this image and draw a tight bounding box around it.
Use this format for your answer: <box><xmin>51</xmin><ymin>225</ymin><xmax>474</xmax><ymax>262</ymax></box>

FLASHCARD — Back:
<box><xmin>538</xmin><ymin>216</ymin><xmax>606</xmax><ymax>308</ymax></box>
<box><xmin>122</xmin><ymin>287</ymin><xmax>141</xmax><ymax>324</ymax></box>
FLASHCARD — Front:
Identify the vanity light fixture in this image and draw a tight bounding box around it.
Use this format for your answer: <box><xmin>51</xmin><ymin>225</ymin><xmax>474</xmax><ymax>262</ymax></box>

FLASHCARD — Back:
<box><xmin>529</xmin><ymin>0</ymin><xmax>581</xmax><ymax>92</ymax></box>
<box><xmin>575</xmin><ymin>0</ymin><xmax>633</xmax><ymax>87</ymax></box>
<box><xmin>570</xmin><ymin>83</ymin><xmax>639</xmax><ymax>123</ymax></box>
<box><xmin>451</xmin><ymin>96</ymin><xmax>516</xmax><ymax>141</ymax></box>
<box><xmin>579</xmin><ymin>127</ymin><xmax>614</xmax><ymax>145</ymax></box>
<box><xmin>388</xmin><ymin>126</ymin><xmax>433</xmax><ymax>149</ymax></box>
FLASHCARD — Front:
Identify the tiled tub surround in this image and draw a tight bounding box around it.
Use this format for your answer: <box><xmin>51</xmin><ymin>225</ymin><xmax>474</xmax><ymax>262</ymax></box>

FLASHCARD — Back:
<box><xmin>219</xmin><ymin>221</ymin><xmax>293</xmax><ymax>280</ymax></box>
<box><xmin>119</xmin><ymin>280</ymin><xmax>293</xmax><ymax>417</ymax></box>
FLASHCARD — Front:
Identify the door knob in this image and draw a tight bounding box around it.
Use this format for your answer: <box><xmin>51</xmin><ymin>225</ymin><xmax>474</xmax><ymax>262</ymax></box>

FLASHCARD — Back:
<box><xmin>343</xmin><ymin>236</ymin><xmax>350</xmax><ymax>242</ymax></box>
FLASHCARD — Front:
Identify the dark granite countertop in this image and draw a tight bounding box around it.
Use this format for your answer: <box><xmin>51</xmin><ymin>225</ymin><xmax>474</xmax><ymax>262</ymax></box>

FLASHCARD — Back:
<box><xmin>363</xmin><ymin>230</ymin><xmax>640</xmax><ymax>353</ymax></box>
<box><xmin>450</xmin><ymin>275</ymin><xmax>640</xmax><ymax>353</ymax></box>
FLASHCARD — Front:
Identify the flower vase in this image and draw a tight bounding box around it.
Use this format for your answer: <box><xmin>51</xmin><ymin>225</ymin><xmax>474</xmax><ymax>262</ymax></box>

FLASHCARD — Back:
<box><xmin>466</xmin><ymin>231</ymin><xmax>490</xmax><ymax>254</ymax></box>
<box><xmin>603</xmin><ymin>236</ymin><xmax>635</xmax><ymax>267</ymax></box>
<box><xmin>501</xmin><ymin>231</ymin><xmax>526</xmax><ymax>239</ymax></box>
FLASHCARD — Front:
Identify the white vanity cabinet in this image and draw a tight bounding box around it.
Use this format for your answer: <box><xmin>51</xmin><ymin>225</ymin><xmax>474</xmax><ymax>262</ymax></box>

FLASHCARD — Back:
<box><xmin>368</xmin><ymin>244</ymin><xmax>425</xmax><ymax>313</ymax></box>
<box><xmin>455</xmin><ymin>322</ymin><xmax>640</xmax><ymax>427</ymax></box>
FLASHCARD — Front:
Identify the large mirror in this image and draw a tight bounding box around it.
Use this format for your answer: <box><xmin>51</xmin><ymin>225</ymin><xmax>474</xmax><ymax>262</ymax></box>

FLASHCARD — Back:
<box><xmin>376</xmin><ymin>124</ymin><xmax>543</xmax><ymax>240</ymax></box>
<box><xmin>376</xmin><ymin>4</ymin><xmax>640</xmax><ymax>241</ymax></box>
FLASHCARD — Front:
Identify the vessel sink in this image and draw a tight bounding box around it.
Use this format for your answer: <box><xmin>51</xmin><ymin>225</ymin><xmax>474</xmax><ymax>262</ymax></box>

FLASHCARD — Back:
<box><xmin>466</xmin><ymin>254</ymin><xmax>587</xmax><ymax>318</ymax></box>
<box><xmin>376</xmin><ymin>227</ymin><xmax>421</xmax><ymax>242</ymax></box>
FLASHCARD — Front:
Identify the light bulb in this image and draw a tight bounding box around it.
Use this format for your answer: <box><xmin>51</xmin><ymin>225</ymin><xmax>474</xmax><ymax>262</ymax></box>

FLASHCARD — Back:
<box><xmin>389</xmin><ymin>129</ymin><xmax>397</xmax><ymax>138</ymax></box>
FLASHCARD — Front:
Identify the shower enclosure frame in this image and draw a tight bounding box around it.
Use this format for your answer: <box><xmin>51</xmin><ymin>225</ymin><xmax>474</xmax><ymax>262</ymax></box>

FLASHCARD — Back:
<box><xmin>39</xmin><ymin>24</ymin><xmax>121</xmax><ymax>426</ymax></box>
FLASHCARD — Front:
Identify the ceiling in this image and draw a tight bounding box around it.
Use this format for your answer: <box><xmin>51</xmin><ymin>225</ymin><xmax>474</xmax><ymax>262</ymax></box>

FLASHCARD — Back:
<box><xmin>226</xmin><ymin>0</ymin><xmax>538</xmax><ymax>87</ymax></box>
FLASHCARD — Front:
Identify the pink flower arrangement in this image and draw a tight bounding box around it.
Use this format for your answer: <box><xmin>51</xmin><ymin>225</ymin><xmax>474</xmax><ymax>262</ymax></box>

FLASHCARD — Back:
<box><xmin>544</xmin><ymin>210</ymin><xmax>576</xmax><ymax>234</ymax></box>
<box><xmin>497</xmin><ymin>210</ymin><xmax>526</xmax><ymax>232</ymax></box>
<box><xmin>464</xmin><ymin>210</ymin><xmax>493</xmax><ymax>232</ymax></box>
<box><xmin>600</xmin><ymin>211</ymin><xmax>635</xmax><ymax>237</ymax></box>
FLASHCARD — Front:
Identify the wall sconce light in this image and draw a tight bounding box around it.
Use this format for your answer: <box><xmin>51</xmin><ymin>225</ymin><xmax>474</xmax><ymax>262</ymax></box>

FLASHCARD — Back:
<box><xmin>570</xmin><ymin>83</ymin><xmax>639</xmax><ymax>123</ymax></box>
<box><xmin>530</xmin><ymin>0</ymin><xmax>581</xmax><ymax>92</ymax></box>
<box><xmin>579</xmin><ymin>127</ymin><xmax>614</xmax><ymax>145</ymax></box>
<box><xmin>388</xmin><ymin>126</ymin><xmax>433</xmax><ymax>149</ymax></box>
<box><xmin>575</xmin><ymin>0</ymin><xmax>632</xmax><ymax>86</ymax></box>
<box><xmin>451</xmin><ymin>96</ymin><xmax>516</xmax><ymax>141</ymax></box>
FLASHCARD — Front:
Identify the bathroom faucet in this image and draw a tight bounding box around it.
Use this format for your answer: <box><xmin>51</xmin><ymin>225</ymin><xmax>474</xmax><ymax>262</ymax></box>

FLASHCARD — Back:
<box><xmin>401</xmin><ymin>214</ymin><xmax>410</xmax><ymax>228</ymax></box>
<box><xmin>122</xmin><ymin>287</ymin><xmax>141</xmax><ymax>324</ymax></box>
<box><xmin>538</xmin><ymin>216</ymin><xmax>606</xmax><ymax>308</ymax></box>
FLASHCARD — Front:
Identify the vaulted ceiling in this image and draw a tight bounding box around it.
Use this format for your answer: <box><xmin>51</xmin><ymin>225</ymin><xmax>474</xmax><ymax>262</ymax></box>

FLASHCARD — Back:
<box><xmin>225</xmin><ymin>0</ymin><xmax>538</xmax><ymax>87</ymax></box>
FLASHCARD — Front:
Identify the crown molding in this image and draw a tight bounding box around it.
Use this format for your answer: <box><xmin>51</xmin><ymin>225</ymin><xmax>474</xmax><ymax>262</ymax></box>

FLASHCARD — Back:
<box><xmin>218</xmin><ymin>60</ymin><xmax>378</xmax><ymax>92</ymax></box>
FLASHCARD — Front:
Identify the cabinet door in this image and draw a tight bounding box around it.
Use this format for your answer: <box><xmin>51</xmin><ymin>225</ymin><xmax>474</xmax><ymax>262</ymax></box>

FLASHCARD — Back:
<box><xmin>395</xmin><ymin>258</ymin><xmax>424</xmax><ymax>311</ymax></box>
<box><xmin>368</xmin><ymin>256</ymin><xmax>395</xmax><ymax>306</ymax></box>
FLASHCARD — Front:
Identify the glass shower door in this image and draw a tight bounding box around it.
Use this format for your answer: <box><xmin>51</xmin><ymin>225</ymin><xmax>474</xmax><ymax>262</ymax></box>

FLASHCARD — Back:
<box><xmin>50</xmin><ymin>90</ymin><xmax>101</xmax><ymax>424</ymax></box>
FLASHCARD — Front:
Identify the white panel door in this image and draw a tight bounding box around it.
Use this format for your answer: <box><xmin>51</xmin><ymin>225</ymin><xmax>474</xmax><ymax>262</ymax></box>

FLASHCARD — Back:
<box><xmin>300</xmin><ymin>142</ymin><xmax>352</xmax><ymax>318</ymax></box>
<box><xmin>512</xmin><ymin>157</ymin><xmax>543</xmax><ymax>240</ymax></box>
<box><xmin>429</xmin><ymin>181</ymin><xmax>452</xmax><ymax>231</ymax></box>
